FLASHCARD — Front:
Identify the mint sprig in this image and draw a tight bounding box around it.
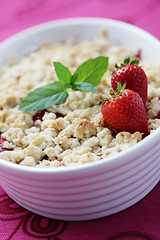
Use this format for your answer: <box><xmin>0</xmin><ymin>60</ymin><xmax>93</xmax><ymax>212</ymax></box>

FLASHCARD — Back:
<box><xmin>19</xmin><ymin>56</ymin><xmax>108</xmax><ymax>112</ymax></box>
<box><xmin>99</xmin><ymin>82</ymin><xmax>126</xmax><ymax>104</ymax></box>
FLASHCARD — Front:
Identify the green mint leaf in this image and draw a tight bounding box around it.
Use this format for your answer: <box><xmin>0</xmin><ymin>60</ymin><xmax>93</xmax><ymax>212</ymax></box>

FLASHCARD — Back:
<box><xmin>64</xmin><ymin>83</ymin><xmax>71</xmax><ymax>88</ymax></box>
<box><xmin>72</xmin><ymin>82</ymin><xmax>98</xmax><ymax>93</ymax></box>
<box><xmin>73</xmin><ymin>56</ymin><xmax>108</xmax><ymax>86</ymax></box>
<box><xmin>19</xmin><ymin>82</ymin><xmax>68</xmax><ymax>112</ymax></box>
<box><xmin>53</xmin><ymin>62</ymin><xmax>72</xmax><ymax>84</ymax></box>
<box><xmin>70</xmin><ymin>73</ymin><xmax>78</xmax><ymax>85</ymax></box>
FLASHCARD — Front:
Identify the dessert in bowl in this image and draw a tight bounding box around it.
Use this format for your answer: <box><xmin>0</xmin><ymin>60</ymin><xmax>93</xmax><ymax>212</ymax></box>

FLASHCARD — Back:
<box><xmin>0</xmin><ymin>18</ymin><xmax>159</xmax><ymax>221</ymax></box>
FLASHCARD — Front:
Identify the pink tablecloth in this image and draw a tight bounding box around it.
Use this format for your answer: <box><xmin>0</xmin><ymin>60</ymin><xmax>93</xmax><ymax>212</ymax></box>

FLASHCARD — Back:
<box><xmin>0</xmin><ymin>0</ymin><xmax>160</xmax><ymax>42</ymax></box>
<box><xmin>0</xmin><ymin>184</ymin><xmax>160</xmax><ymax>240</ymax></box>
<box><xmin>0</xmin><ymin>0</ymin><xmax>160</xmax><ymax>239</ymax></box>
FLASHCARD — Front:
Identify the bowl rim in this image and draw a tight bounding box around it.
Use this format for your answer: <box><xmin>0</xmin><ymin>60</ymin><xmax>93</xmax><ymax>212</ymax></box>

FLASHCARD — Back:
<box><xmin>1</xmin><ymin>17</ymin><xmax>160</xmax><ymax>48</ymax></box>
<box><xmin>0</xmin><ymin>17</ymin><xmax>160</xmax><ymax>173</ymax></box>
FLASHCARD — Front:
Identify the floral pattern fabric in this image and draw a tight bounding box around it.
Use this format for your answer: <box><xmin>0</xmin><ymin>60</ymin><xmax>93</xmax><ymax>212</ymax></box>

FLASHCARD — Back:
<box><xmin>1</xmin><ymin>184</ymin><xmax>160</xmax><ymax>239</ymax></box>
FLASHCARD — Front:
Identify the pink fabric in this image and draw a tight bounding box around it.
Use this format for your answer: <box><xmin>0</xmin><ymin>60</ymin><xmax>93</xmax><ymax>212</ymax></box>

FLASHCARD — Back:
<box><xmin>1</xmin><ymin>184</ymin><xmax>160</xmax><ymax>239</ymax></box>
<box><xmin>0</xmin><ymin>0</ymin><xmax>160</xmax><ymax>42</ymax></box>
<box><xmin>0</xmin><ymin>0</ymin><xmax>160</xmax><ymax>239</ymax></box>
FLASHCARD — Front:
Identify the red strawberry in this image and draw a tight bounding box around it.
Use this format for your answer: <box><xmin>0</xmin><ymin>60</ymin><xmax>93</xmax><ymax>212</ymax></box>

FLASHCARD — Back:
<box><xmin>111</xmin><ymin>57</ymin><xmax>148</xmax><ymax>105</ymax></box>
<box><xmin>101</xmin><ymin>85</ymin><xmax>148</xmax><ymax>136</ymax></box>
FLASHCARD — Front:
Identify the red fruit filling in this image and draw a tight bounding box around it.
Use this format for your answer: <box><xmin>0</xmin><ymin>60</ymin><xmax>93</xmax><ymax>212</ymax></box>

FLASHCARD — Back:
<box><xmin>55</xmin><ymin>112</ymin><xmax>64</xmax><ymax>118</ymax></box>
<box><xmin>33</xmin><ymin>110</ymin><xmax>46</xmax><ymax>122</ymax></box>
<box><xmin>135</xmin><ymin>50</ymin><xmax>141</xmax><ymax>60</ymax></box>
<box><xmin>33</xmin><ymin>111</ymin><xmax>64</xmax><ymax>123</ymax></box>
<box><xmin>156</xmin><ymin>111</ymin><xmax>160</xmax><ymax>119</ymax></box>
<box><xmin>41</xmin><ymin>155</ymin><xmax>49</xmax><ymax>161</ymax></box>
<box><xmin>0</xmin><ymin>137</ymin><xmax>13</xmax><ymax>152</ymax></box>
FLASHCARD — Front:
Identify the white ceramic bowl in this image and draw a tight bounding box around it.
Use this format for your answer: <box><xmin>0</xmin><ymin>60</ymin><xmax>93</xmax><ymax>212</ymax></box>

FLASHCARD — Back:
<box><xmin>0</xmin><ymin>18</ymin><xmax>160</xmax><ymax>221</ymax></box>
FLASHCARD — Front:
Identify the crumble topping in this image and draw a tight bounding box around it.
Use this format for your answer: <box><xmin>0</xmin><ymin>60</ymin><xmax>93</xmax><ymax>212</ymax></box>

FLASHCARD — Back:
<box><xmin>0</xmin><ymin>38</ymin><xmax>159</xmax><ymax>167</ymax></box>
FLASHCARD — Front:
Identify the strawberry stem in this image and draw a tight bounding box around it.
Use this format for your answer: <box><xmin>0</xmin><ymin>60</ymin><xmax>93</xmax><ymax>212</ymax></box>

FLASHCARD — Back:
<box><xmin>99</xmin><ymin>82</ymin><xmax>126</xmax><ymax>104</ymax></box>
<box><xmin>113</xmin><ymin>56</ymin><xmax>140</xmax><ymax>72</ymax></box>
<box><xmin>123</xmin><ymin>56</ymin><xmax>130</xmax><ymax>65</ymax></box>
<box><xmin>130</xmin><ymin>59</ymin><xmax>139</xmax><ymax>65</ymax></box>
<box><xmin>109</xmin><ymin>89</ymin><xmax>115</xmax><ymax>96</ymax></box>
<box><xmin>114</xmin><ymin>82</ymin><xmax>126</xmax><ymax>95</ymax></box>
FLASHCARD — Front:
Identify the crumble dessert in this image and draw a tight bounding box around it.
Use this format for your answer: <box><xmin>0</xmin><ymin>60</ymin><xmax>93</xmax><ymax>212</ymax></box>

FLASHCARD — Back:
<box><xmin>0</xmin><ymin>38</ymin><xmax>159</xmax><ymax>167</ymax></box>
